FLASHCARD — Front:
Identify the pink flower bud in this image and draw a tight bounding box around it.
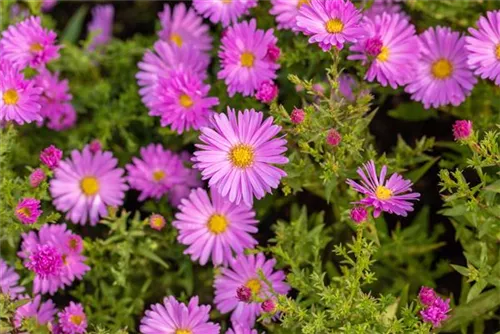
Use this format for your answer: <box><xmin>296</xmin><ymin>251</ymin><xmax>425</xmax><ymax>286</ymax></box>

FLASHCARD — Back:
<box><xmin>350</xmin><ymin>207</ymin><xmax>367</xmax><ymax>224</ymax></box>
<box><xmin>256</xmin><ymin>81</ymin><xmax>278</xmax><ymax>103</ymax></box>
<box><xmin>149</xmin><ymin>214</ymin><xmax>166</xmax><ymax>231</ymax></box>
<box><xmin>236</xmin><ymin>286</ymin><xmax>252</xmax><ymax>303</ymax></box>
<box><xmin>418</xmin><ymin>286</ymin><xmax>437</xmax><ymax>306</ymax></box>
<box><xmin>89</xmin><ymin>140</ymin><xmax>102</xmax><ymax>153</ymax></box>
<box><xmin>266</xmin><ymin>43</ymin><xmax>280</xmax><ymax>62</ymax></box>
<box><xmin>452</xmin><ymin>120</ymin><xmax>472</xmax><ymax>141</ymax></box>
<box><xmin>40</xmin><ymin>145</ymin><xmax>62</xmax><ymax>170</ymax></box>
<box><xmin>326</xmin><ymin>129</ymin><xmax>342</xmax><ymax>146</ymax></box>
<box><xmin>261</xmin><ymin>299</ymin><xmax>276</xmax><ymax>313</ymax></box>
<box><xmin>29</xmin><ymin>168</ymin><xmax>46</xmax><ymax>188</ymax></box>
<box><xmin>290</xmin><ymin>108</ymin><xmax>305</xmax><ymax>124</ymax></box>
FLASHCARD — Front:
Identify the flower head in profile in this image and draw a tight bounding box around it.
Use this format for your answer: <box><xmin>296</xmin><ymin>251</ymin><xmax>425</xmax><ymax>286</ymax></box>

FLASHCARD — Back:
<box><xmin>50</xmin><ymin>145</ymin><xmax>128</xmax><ymax>225</ymax></box>
<box><xmin>40</xmin><ymin>145</ymin><xmax>63</xmax><ymax>170</ymax></box>
<box><xmin>0</xmin><ymin>259</ymin><xmax>25</xmax><ymax>299</ymax></box>
<box><xmin>214</xmin><ymin>253</ymin><xmax>290</xmax><ymax>327</ymax></box>
<box><xmin>295</xmin><ymin>0</ymin><xmax>364</xmax><ymax>51</ymax></box>
<box><xmin>126</xmin><ymin>144</ymin><xmax>189</xmax><ymax>201</ymax></box>
<box><xmin>452</xmin><ymin>120</ymin><xmax>472</xmax><ymax>141</ymax></box>
<box><xmin>270</xmin><ymin>0</ymin><xmax>311</xmax><ymax>31</ymax></box>
<box><xmin>218</xmin><ymin>19</ymin><xmax>280</xmax><ymax>97</ymax></box>
<box><xmin>405</xmin><ymin>27</ymin><xmax>476</xmax><ymax>109</ymax></box>
<box><xmin>349</xmin><ymin>13</ymin><xmax>419</xmax><ymax>88</ymax></box>
<box><xmin>87</xmin><ymin>5</ymin><xmax>114</xmax><ymax>51</ymax></box>
<box><xmin>227</xmin><ymin>323</ymin><xmax>258</xmax><ymax>334</ymax></box>
<box><xmin>346</xmin><ymin>160</ymin><xmax>420</xmax><ymax>218</ymax></box>
<box><xmin>15</xmin><ymin>198</ymin><xmax>42</xmax><ymax>225</ymax></box>
<box><xmin>158</xmin><ymin>3</ymin><xmax>212</xmax><ymax>52</ymax></box>
<box><xmin>193</xmin><ymin>108</ymin><xmax>288</xmax><ymax>206</ymax></box>
<box><xmin>58</xmin><ymin>302</ymin><xmax>87</xmax><ymax>334</ymax></box>
<box><xmin>140</xmin><ymin>296</ymin><xmax>220</xmax><ymax>334</ymax></box>
<box><xmin>363</xmin><ymin>0</ymin><xmax>406</xmax><ymax>20</ymax></box>
<box><xmin>193</xmin><ymin>0</ymin><xmax>257</xmax><ymax>27</ymax></box>
<box><xmin>14</xmin><ymin>295</ymin><xmax>57</xmax><ymax>329</ymax></box>
<box><xmin>465</xmin><ymin>10</ymin><xmax>500</xmax><ymax>86</ymax></box>
<box><xmin>173</xmin><ymin>188</ymin><xmax>259</xmax><ymax>266</ymax></box>
<box><xmin>0</xmin><ymin>16</ymin><xmax>60</xmax><ymax>68</ymax></box>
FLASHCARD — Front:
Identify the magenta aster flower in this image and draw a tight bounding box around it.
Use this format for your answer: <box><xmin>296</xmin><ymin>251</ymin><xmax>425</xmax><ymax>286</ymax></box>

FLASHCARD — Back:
<box><xmin>295</xmin><ymin>0</ymin><xmax>364</xmax><ymax>51</ymax></box>
<box><xmin>18</xmin><ymin>224</ymin><xmax>89</xmax><ymax>295</ymax></box>
<box><xmin>214</xmin><ymin>253</ymin><xmax>290</xmax><ymax>326</ymax></box>
<box><xmin>126</xmin><ymin>144</ymin><xmax>188</xmax><ymax>201</ymax></box>
<box><xmin>419</xmin><ymin>286</ymin><xmax>437</xmax><ymax>307</ymax></box>
<box><xmin>30</xmin><ymin>168</ymin><xmax>46</xmax><ymax>188</ymax></box>
<box><xmin>149</xmin><ymin>70</ymin><xmax>219</xmax><ymax>133</ymax></box>
<box><xmin>40</xmin><ymin>145</ymin><xmax>63</xmax><ymax>170</ymax></box>
<box><xmin>0</xmin><ymin>16</ymin><xmax>60</xmax><ymax>68</ymax></box>
<box><xmin>193</xmin><ymin>0</ymin><xmax>257</xmax><ymax>27</ymax></box>
<box><xmin>0</xmin><ymin>60</ymin><xmax>42</xmax><ymax>125</ymax></box>
<box><xmin>405</xmin><ymin>27</ymin><xmax>477</xmax><ymax>109</ymax></box>
<box><xmin>227</xmin><ymin>323</ymin><xmax>258</xmax><ymax>334</ymax></box>
<box><xmin>350</xmin><ymin>206</ymin><xmax>368</xmax><ymax>223</ymax></box>
<box><xmin>193</xmin><ymin>108</ymin><xmax>288</xmax><ymax>207</ymax></box>
<box><xmin>218</xmin><ymin>19</ymin><xmax>280</xmax><ymax>97</ymax></box>
<box><xmin>149</xmin><ymin>214</ymin><xmax>166</xmax><ymax>231</ymax></box>
<box><xmin>14</xmin><ymin>295</ymin><xmax>57</xmax><ymax>329</ymax></box>
<box><xmin>420</xmin><ymin>297</ymin><xmax>451</xmax><ymax>328</ymax></box>
<box><xmin>140</xmin><ymin>296</ymin><xmax>220</xmax><ymax>334</ymax></box>
<box><xmin>173</xmin><ymin>188</ymin><xmax>258</xmax><ymax>266</ymax></box>
<box><xmin>452</xmin><ymin>120</ymin><xmax>473</xmax><ymax>141</ymax></box>
<box><xmin>346</xmin><ymin>160</ymin><xmax>420</xmax><ymax>218</ymax></box>
<box><xmin>465</xmin><ymin>10</ymin><xmax>500</xmax><ymax>86</ymax></box>
<box><xmin>50</xmin><ymin>146</ymin><xmax>128</xmax><ymax>225</ymax></box>
<box><xmin>87</xmin><ymin>5</ymin><xmax>114</xmax><ymax>51</ymax></box>
<box><xmin>15</xmin><ymin>198</ymin><xmax>42</xmax><ymax>225</ymax></box>
<box><xmin>337</xmin><ymin>74</ymin><xmax>370</xmax><ymax>102</ymax></box>
<box><xmin>255</xmin><ymin>81</ymin><xmax>279</xmax><ymax>103</ymax></box>
<box><xmin>168</xmin><ymin>152</ymin><xmax>203</xmax><ymax>207</ymax></box>
<box><xmin>158</xmin><ymin>3</ymin><xmax>212</xmax><ymax>52</ymax></box>
<box><xmin>0</xmin><ymin>259</ymin><xmax>25</xmax><ymax>299</ymax></box>
<box><xmin>348</xmin><ymin>13</ymin><xmax>418</xmax><ymax>88</ymax></box>
<box><xmin>290</xmin><ymin>108</ymin><xmax>305</xmax><ymax>124</ymax></box>
<box><xmin>270</xmin><ymin>0</ymin><xmax>311</xmax><ymax>31</ymax></box>
<box><xmin>58</xmin><ymin>302</ymin><xmax>87</xmax><ymax>334</ymax></box>
<box><xmin>326</xmin><ymin>129</ymin><xmax>342</xmax><ymax>146</ymax></box>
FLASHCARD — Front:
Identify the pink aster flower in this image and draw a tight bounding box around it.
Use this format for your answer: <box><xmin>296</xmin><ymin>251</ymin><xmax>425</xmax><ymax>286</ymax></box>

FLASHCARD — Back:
<box><xmin>193</xmin><ymin>108</ymin><xmax>288</xmax><ymax>207</ymax></box>
<box><xmin>420</xmin><ymin>297</ymin><xmax>451</xmax><ymax>328</ymax></box>
<box><xmin>140</xmin><ymin>296</ymin><xmax>220</xmax><ymax>334</ymax></box>
<box><xmin>14</xmin><ymin>295</ymin><xmax>57</xmax><ymax>329</ymax></box>
<box><xmin>50</xmin><ymin>146</ymin><xmax>128</xmax><ymax>225</ymax></box>
<box><xmin>87</xmin><ymin>5</ymin><xmax>114</xmax><ymax>51</ymax></box>
<box><xmin>336</xmin><ymin>74</ymin><xmax>370</xmax><ymax>102</ymax></box>
<box><xmin>40</xmin><ymin>145</ymin><xmax>62</xmax><ymax>170</ymax></box>
<box><xmin>149</xmin><ymin>214</ymin><xmax>166</xmax><ymax>231</ymax></box>
<box><xmin>405</xmin><ymin>27</ymin><xmax>477</xmax><ymax>109</ymax></box>
<box><xmin>214</xmin><ymin>253</ymin><xmax>290</xmax><ymax>327</ymax></box>
<box><xmin>326</xmin><ymin>129</ymin><xmax>342</xmax><ymax>146</ymax></box>
<box><xmin>348</xmin><ymin>13</ymin><xmax>419</xmax><ymax>88</ymax></box>
<box><xmin>218</xmin><ymin>19</ymin><xmax>280</xmax><ymax>97</ymax></box>
<box><xmin>30</xmin><ymin>168</ymin><xmax>46</xmax><ymax>188</ymax></box>
<box><xmin>15</xmin><ymin>198</ymin><xmax>42</xmax><ymax>225</ymax></box>
<box><xmin>295</xmin><ymin>0</ymin><xmax>364</xmax><ymax>51</ymax></box>
<box><xmin>255</xmin><ymin>81</ymin><xmax>279</xmax><ymax>103</ymax></box>
<box><xmin>290</xmin><ymin>108</ymin><xmax>305</xmax><ymax>124</ymax></box>
<box><xmin>419</xmin><ymin>286</ymin><xmax>437</xmax><ymax>306</ymax></box>
<box><xmin>126</xmin><ymin>144</ymin><xmax>189</xmax><ymax>201</ymax></box>
<box><xmin>18</xmin><ymin>224</ymin><xmax>90</xmax><ymax>295</ymax></box>
<box><xmin>193</xmin><ymin>0</ymin><xmax>257</xmax><ymax>27</ymax></box>
<box><xmin>0</xmin><ymin>60</ymin><xmax>42</xmax><ymax>125</ymax></box>
<box><xmin>0</xmin><ymin>259</ymin><xmax>25</xmax><ymax>299</ymax></box>
<box><xmin>452</xmin><ymin>120</ymin><xmax>473</xmax><ymax>141</ymax></box>
<box><xmin>158</xmin><ymin>3</ymin><xmax>212</xmax><ymax>52</ymax></box>
<box><xmin>346</xmin><ymin>160</ymin><xmax>420</xmax><ymax>218</ymax></box>
<box><xmin>363</xmin><ymin>0</ymin><xmax>406</xmax><ymax>20</ymax></box>
<box><xmin>270</xmin><ymin>0</ymin><xmax>311</xmax><ymax>31</ymax></box>
<box><xmin>465</xmin><ymin>10</ymin><xmax>500</xmax><ymax>86</ymax></box>
<box><xmin>149</xmin><ymin>70</ymin><xmax>219</xmax><ymax>133</ymax></box>
<box><xmin>173</xmin><ymin>188</ymin><xmax>259</xmax><ymax>266</ymax></box>
<box><xmin>227</xmin><ymin>323</ymin><xmax>258</xmax><ymax>334</ymax></box>
<box><xmin>58</xmin><ymin>302</ymin><xmax>87</xmax><ymax>334</ymax></box>
<box><xmin>44</xmin><ymin>103</ymin><xmax>77</xmax><ymax>131</ymax></box>
<box><xmin>0</xmin><ymin>16</ymin><xmax>60</xmax><ymax>68</ymax></box>
<box><xmin>350</xmin><ymin>206</ymin><xmax>368</xmax><ymax>223</ymax></box>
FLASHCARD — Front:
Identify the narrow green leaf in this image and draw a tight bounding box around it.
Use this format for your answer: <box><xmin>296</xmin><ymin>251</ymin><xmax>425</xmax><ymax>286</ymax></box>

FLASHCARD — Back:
<box><xmin>137</xmin><ymin>248</ymin><xmax>169</xmax><ymax>270</ymax></box>
<box><xmin>467</xmin><ymin>280</ymin><xmax>488</xmax><ymax>303</ymax></box>
<box><xmin>450</xmin><ymin>264</ymin><xmax>470</xmax><ymax>277</ymax></box>
<box><xmin>62</xmin><ymin>6</ymin><xmax>88</xmax><ymax>44</ymax></box>
<box><xmin>406</xmin><ymin>157</ymin><xmax>440</xmax><ymax>183</ymax></box>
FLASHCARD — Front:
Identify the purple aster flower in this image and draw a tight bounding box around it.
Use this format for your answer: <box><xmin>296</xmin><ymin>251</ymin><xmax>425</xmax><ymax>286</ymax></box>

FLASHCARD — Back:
<box><xmin>0</xmin><ymin>259</ymin><xmax>25</xmax><ymax>299</ymax></box>
<box><xmin>140</xmin><ymin>296</ymin><xmax>220</xmax><ymax>334</ymax></box>
<box><xmin>50</xmin><ymin>145</ymin><xmax>128</xmax><ymax>225</ymax></box>
<box><xmin>350</xmin><ymin>206</ymin><xmax>368</xmax><ymax>223</ymax></box>
<box><xmin>420</xmin><ymin>297</ymin><xmax>451</xmax><ymax>328</ymax></box>
<box><xmin>15</xmin><ymin>198</ymin><xmax>42</xmax><ymax>225</ymax></box>
<box><xmin>87</xmin><ymin>5</ymin><xmax>114</xmax><ymax>51</ymax></box>
<box><xmin>270</xmin><ymin>0</ymin><xmax>311</xmax><ymax>31</ymax></box>
<box><xmin>168</xmin><ymin>152</ymin><xmax>203</xmax><ymax>207</ymax></box>
<box><xmin>42</xmin><ymin>0</ymin><xmax>57</xmax><ymax>12</ymax></box>
<box><xmin>465</xmin><ymin>10</ymin><xmax>500</xmax><ymax>86</ymax></box>
<box><xmin>255</xmin><ymin>81</ymin><xmax>279</xmax><ymax>103</ymax></box>
<box><xmin>363</xmin><ymin>0</ymin><xmax>406</xmax><ymax>20</ymax></box>
<box><xmin>18</xmin><ymin>224</ymin><xmax>90</xmax><ymax>295</ymax></box>
<box><xmin>405</xmin><ymin>27</ymin><xmax>477</xmax><ymax>109</ymax></box>
<box><xmin>126</xmin><ymin>144</ymin><xmax>189</xmax><ymax>201</ymax></box>
<box><xmin>419</xmin><ymin>286</ymin><xmax>437</xmax><ymax>307</ymax></box>
<box><xmin>149</xmin><ymin>214</ymin><xmax>166</xmax><ymax>231</ymax></box>
<box><xmin>0</xmin><ymin>16</ymin><xmax>60</xmax><ymax>68</ymax></box>
<box><xmin>452</xmin><ymin>120</ymin><xmax>473</xmax><ymax>141</ymax></box>
<box><xmin>14</xmin><ymin>295</ymin><xmax>57</xmax><ymax>329</ymax></box>
<box><xmin>227</xmin><ymin>323</ymin><xmax>258</xmax><ymax>334</ymax></box>
<box><xmin>30</xmin><ymin>168</ymin><xmax>46</xmax><ymax>188</ymax></box>
<box><xmin>158</xmin><ymin>3</ymin><xmax>212</xmax><ymax>52</ymax></box>
<box><xmin>173</xmin><ymin>188</ymin><xmax>259</xmax><ymax>266</ymax></box>
<box><xmin>337</xmin><ymin>73</ymin><xmax>366</xmax><ymax>102</ymax></box>
<box><xmin>193</xmin><ymin>0</ymin><xmax>257</xmax><ymax>27</ymax></box>
<box><xmin>193</xmin><ymin>108</ymin><xmax>288</xmax><ymax>207</ymax></box>
<box><xmin>214</xmin><ymin>253</ymin><xmax>290</xmax><ymax>327</ymax></box>
<box><xmin>326</xmin><ymin>129</ymin><xmax>342</xmax><ymax>146</ymax></box>
<box><xmin>295</xmin><ymin>0</ymin><xmax>364</xmax><ymax>51</ymax></box>
<box><xmin>218</xmin><ymin>19</ymin><xmax>280</xmax><ymax>97</ymax></box>
<box><xmin>58</xmin><ymin>302</ymin><xmax>87</xmax><ymax>334</ymax></box>
<box><xmin>346</xmin><ymin>160</ymin><xmax>420</xmax><ymax>218</ymax></box>
<box><xmin>348</xmin><ymin>13</ymin><xmax>419</xmax><ymax>88</ymax></box>
<box><xmin>290</xmin><ymin>108</ymin><xmax>305</xmax><ymax>124</ymax></box>
<box><xmin>40</xmin><ymin>145</ymin><xmax>63</xmax><ymax>170</ymax></box>
<box><xmin>149</xmin><ymin>70</ymin><xmax>219</xmax><ymax>133</ymax></box>
<box><xmin>0</xmin><ymin>59</ymin><xmax>42</xmax><ymax>125</ymax></box>
<box><xmin>45</xmin><ymin>103</ymin><xmax>77</xmax><ymax>131</ymax></box>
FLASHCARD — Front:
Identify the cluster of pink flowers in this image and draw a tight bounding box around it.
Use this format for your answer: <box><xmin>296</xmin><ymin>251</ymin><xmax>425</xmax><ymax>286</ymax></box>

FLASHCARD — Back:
<box><xmin>418</xmin><ymin>286</ymin><xmax>451</xmax><ymax>328</ymax></box>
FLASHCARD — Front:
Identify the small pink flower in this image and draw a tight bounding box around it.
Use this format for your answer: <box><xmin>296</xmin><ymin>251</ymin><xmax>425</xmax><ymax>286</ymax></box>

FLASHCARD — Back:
<box><xmin>149</xmin><ymin>214</ymin><xmax>166</xmax><ymax>231</ymax></box>
<box><xmin>27</xmin><ymin>244</ymin><xmax>63</xmax><ymax>278</ymax></box>
<box><xmin>236</xmin><ymin>286</ymin><xmax>252</xmax><ymax>303</ymax></box>
<box><xmin>266</xmin><ymin>43</ymin><xmax>280</xmax><ymax>62</ymax></box>
<box><xmin>350</xmin><ymin>207</ymin><xmax>367</xmax><ymax>224</ymax></box>
<box><xmin>30</xmin><ymin>168</ymin><xmax>46</xmax><ymax>188</ymax></box>
<box><xmin>452</xmin><ymin>120</ymin><xmax>472</xmax><ymax>141</ymax></box>
<box><xmin>290</xmin><ymin>108</ymin><xmax>305</xmax><ymax>124</ymax></box>
<box><xmin>261</xmin><ymin>299</ymin><xmax>276</xmax><ymax>313</ymax></box>
<box><xmin>15</xmin><ymin>198</ymin><xmax>42</xmax><ymax>224</ymax></box>
<box><xmin>419</xmin><ymin>286</ymin><xmax>437</xmax><ymax>306</ymax></box>
<box><xmin>88</xmin><ymin>139</ymin><xmax>102</xmax><ymax>153</ymax></box>
<box><xmin>40</xmin><ymin>145</ymin><xmax>62</xmax><ymax>170</ymax></box>
<box><xmin>255</xmin><ymin>81</ymin><xmax>279</xmax><ymax>103</ymax></box>
<box><xmin>420</xmin><ymin>297</ymin><xmax>451</xmax><ymax>328</ymax></box>
<box><xmin>58</xmin><ymin>302</ymin><xmax>87</xmax><ymax>334</ymax></box>
<box><xmin>326</xmin><ymin>129</ymin><xmax>342</xmax><ymax>146</ymax></box>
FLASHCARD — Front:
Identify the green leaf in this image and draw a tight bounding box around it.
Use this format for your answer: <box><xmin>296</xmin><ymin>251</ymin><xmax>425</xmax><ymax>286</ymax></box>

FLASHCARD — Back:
<box><xmin>484</xmin><ymin>180</ymin><xmax>500</xmax><ymax>193</ymax></box>
<box><xmin>406</xmin><ymin>157</ymin><xmax>440</xmax><ymax>183</ymax></box>
<box><xmin>388</xmin><ymin>102</ymin><xmax>438</xmax><ymax>121</ymax></box>
<box><xmin>440</xmin><ymin>205</ymin><xmax>467</xmax><ymax>217</ymax></box>
<box><xmin>451</xmin><ymin>264</ymin><xmax>470</xmax><ymax>277</ymax></box>
<box><xmin>467</xmin><ymin>280</ymin><xmax>488</xmax><ymax>303</ymax></box>
<box><xmin>137</xmin><ymin>248</ymin><xmax>170</xmax><ymax>270</ymax></box>
<box><xmin>62</xmin><ymin>6</ymin><xmax>88</xmax><ymax>44</ymax></box>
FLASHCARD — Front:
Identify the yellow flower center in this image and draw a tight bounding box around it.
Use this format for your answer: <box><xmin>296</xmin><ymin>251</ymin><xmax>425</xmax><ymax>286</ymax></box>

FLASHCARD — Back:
<box><xmin>240</xmin><ymin>52</ymin><xmax>255</xmax><ymax>68</ymax></box>
<box><xmin>69</xmin><ymin>315</ymin><xmax>83</xmax><ymax>325</ymax></box>
<box><xmin>325</xmin><ymin>19</ymin><xmax>344</xmax><ymax>34</ymax></box>
<box><xmin>496</xmin><ymin>44</ymin><xmax>500</xmax><ymax>60</ymax></box>
<box><xmin>297</xmin><ymin>0</ymin><xmax>310</xmax><ymax>8</ymax></box>
<box><xmin>3</xmin><ymin>89</ymin><xmax>19</xmax><ymax>105</ymax></box>
<box><xmin>377</xmin><ymin>46</ymin><xmax>390</xmax><ymax>62</ymax></box>
<box><xmin>245</xmin><ymin>278</ymin><xmax>262</xmax><ymax>294</ymax></box>
<box><xmin>207</xmin><ymin>214</ymin><xmax>229</xmax><ymax>234</ymax></box>
<box><xmin>179</xmin><ymin>94</ymin><xmax>194</xmax><ymax>108</ymax></box>
<box><xmin>62</xmin><ymin>254</ymin><xmax>68</xmax><ymax>265</ymax></box>
<box><xmin>229</xmin><ymin>144</ymin><xmax>254</xmax><ymax>168</ymax></box>
<box><xmin>176</xmin><ymin>330</ymin><xmax>192</xmax><ymax>334</ymax></box>
<box><xmin>151</xmin><ymin>216</ymin><xmax>164</xmax><ymax>228</ymax></box>
<box><xmin>30</xmin><ymin>43</ymin><xmax>43</xmax><ymax>52</ymax></box>
<box><xmin>17</xmin><ymin>207</ymin><xmax>31</xmax><ymax>217</ymax></box>
<box><xmin>221</xmin><ymin>0</ymin><xmax>231</xmax><ymax>4</ymax></box>
<box><xmin>152</xmin><ymin>170</ymin><xmax>165</xmax><ymax>182</ymax></box>
<box><xmin>375</xmin><ymin>185</ymin><xmax>392</xmax><ymax>200</ymax></box>
<box><xmin>80</xmin><ymin>176</ymin><xmax>100</xmax><ymax>196</ymax></box>
<box><xmin>431</xmin><ymin>59</ymin><xmax>453</xmax><ymax>79</ymax></box>
<box><xmin>170</xmin><ymin>33</ymin><xmax>183</xmax><ymax>47</ymax></box>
